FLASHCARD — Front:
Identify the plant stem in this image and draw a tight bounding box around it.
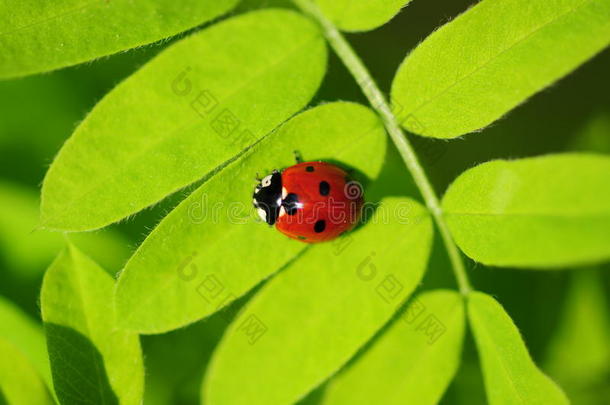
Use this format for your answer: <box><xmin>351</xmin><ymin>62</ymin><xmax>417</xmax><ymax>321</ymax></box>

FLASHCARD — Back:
<box><xmin>292</xmin><ymin>0</ymin><xmax>473</xmax><ymax>295</ymax></box>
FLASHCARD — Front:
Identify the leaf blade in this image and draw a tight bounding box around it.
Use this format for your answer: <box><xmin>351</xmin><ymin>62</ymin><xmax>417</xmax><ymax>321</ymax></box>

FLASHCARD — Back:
<box><xmin>316</xmin><ymin>0</ymin><xmax>412</xmax><ymax>31</ymax></box>
<box><xmin>203</xmin><ymin>196</ymin><xmax>433</xmax><ymax>405</ymax></box>
<box><xmin>0</xmin><ymin>296</ymin><xmax>52</xmax><ymax>393</ymax></box>
<box><xmin>0</xmin><ymin>0</ymin><xmax>240</xmax><ymax>79</ymax></box>
<box><xmin>391</xmin><ymin>0</ymin><xmax>610</xmax><ymax>138</ymax></box>
<box><xmin>321</xmin><ymin>290</ymin><xmax>465</xmax><ymax>405</ymax></box>
<box><xmin>442</xmin><ymin>154</ymin><xmax>610</xmax><ymax>268</ymax></box>
<box><xmin>41</xmin><ymin>9</ymin><xmax>327</xmax><ymax>231</ymax></box>
<box><xmin>115</xmin><ymin>102</ymin><xmax>387</xmax><ymax>333</ymax></box>
<box><xmin>0</xmin><ymin>338</ymin><xmax>54</xmax><ymax>405</ymax></box>
<box><xmin>468</xmin><ymin>291</ymin><xmax>569</xmax><ymax>405</ymax></box>
<box><xmin>41</xmin><ymin>243</ymin><xmax>144</xmax><ymax>405</ymax></box>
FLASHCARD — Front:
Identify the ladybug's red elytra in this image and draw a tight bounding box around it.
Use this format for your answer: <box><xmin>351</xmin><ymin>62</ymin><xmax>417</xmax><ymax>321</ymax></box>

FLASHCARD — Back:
<box><xmin>252</xmin><ymin>160</ymin><xmax>363</xmax><ymax>243</ymax></box>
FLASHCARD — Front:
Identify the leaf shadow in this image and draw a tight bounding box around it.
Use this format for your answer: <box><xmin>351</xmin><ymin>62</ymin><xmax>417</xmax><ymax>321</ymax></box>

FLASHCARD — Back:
<box><xmin>347</xmin><ymin>141</ymin><xmax>423</xmax><ymax>236</ymax></box>
<box><xmin>296</xmin><ymin>382</ymin><xmax>327</xmax><ymax>405</ymax></box>
<box><xmin>44</xmin><ymin>323</ymin><xmax>118</xmax><ymax>405</ymax></box>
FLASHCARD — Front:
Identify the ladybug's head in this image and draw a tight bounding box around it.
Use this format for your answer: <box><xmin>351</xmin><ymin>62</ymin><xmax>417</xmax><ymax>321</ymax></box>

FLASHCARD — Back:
<box><xmin>252</xmin><ymin>170</ymin><xmax>282</xmax><ymax>225</ymax></box>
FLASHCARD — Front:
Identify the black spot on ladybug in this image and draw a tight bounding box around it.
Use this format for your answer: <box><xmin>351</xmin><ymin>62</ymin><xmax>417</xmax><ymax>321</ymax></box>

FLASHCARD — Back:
<box><xmin>306</xmin><ymin>166</ymin><xmax>315</xmax><ymax>172</ymax></box>
<box><xmin>314</xmin><ymin>220</ymin><xmax>326</xmax><ymax>233</ymax></box>
<box><xmin>283</xmin><ymin>193</ymin><xmax>300</xmax><ymax>215</ymax></box>
<box><xmin>319</xmin><ymin>181</ymin><xmax>330</xmax><ymax>196</ymax></box>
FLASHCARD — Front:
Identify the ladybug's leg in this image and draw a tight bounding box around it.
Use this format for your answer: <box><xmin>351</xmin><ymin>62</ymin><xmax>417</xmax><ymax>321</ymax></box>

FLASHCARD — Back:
<box><xmin>255</xmin><ymin>173</ymin><xmax>261</xmax><ymax>181</ymax></box>
<box><xmin>293</xmin><ymin>150</ymin><xmax>303</xmax><ymax>164</ymax></box>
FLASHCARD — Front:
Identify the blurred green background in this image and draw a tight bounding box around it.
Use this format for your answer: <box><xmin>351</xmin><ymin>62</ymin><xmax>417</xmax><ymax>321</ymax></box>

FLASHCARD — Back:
<box><xmin>0</xmin><ymin>0</ymin><xmax>609</xmax><ymax>404</ymax></box>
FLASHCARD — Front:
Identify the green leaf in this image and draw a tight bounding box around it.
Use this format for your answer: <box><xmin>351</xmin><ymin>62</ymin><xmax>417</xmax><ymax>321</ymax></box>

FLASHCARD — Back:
<box><xmin>468</xmin><ymin>291</ymin><xmax>569</xmax><ymax>405</ymax></box>
<box><xmin>316</xmin><ymin>0</ymin><xmax>411</xmax><ymax>32</ymax></box>
<box><xmin>391</xmin><ymin>0</ymin><xmax>610</xmax><ymax>138</ymax></box>
<box><xmin>0</xmin><ymin>0</ymin><xmax>240</xmax><ymax>79</ymax></box>
<box><xmin>115</xmin><ymin>102</ymin><xmax>387</xmax><ymax>333</ymax></box>
<box><xmin>445</xmin><ymin>357</ymin><xmax>488</xmax><ymax>405</ymax></box>
<box><xmin>203</xmin><ymin>196</ymin><xmax>433</xmax><ymax>405</ymax></box>
<box><xmin>321</xmin><ymin>290</ymin><xmax>465</xmax><ymax>405</ymax></box>
<box><xmin>0</xmin><ymin>338</ymin><xmax>54</xmax><ymax>405</ymax></box>
<box><xmin>442</xmin><ymin>154</ymin><xmax>610</xmax><ymax>268</ymax></box>
<box><xmin>41</xmin><ymin>243</ymin><xmax>144</xmax><ymax>405</ymax></box>
<box><xmin>40</xmin><ymin>9</ymin><xmax>327</xmax><ymax>232</ymax></box>
<box><xmin>0</xmin><ymin>180</ymin><xmax>130</xmax><ymax>277</ymax></box>
<box><xmin>0</xmin><ymin>296</ymin><xmax>51</xmax><ymax>391</ymax></box>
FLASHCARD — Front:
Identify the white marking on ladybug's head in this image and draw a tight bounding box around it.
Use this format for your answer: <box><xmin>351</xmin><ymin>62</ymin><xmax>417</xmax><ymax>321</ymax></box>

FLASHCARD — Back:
<box><xmin>279</xmin><ymin>206</ymin><xmax>286</xmax><ymax>217</ymax></box>
<box><xmin>282</xmin><ymin>187</ymin><xmax>288</xmax><ymax>198</ymax></box>
<box><xmin>261</xmin><ymin>174</ymin><xmax>273</xmax><ymax>188</ymax></box>
<box><xmin>257</xmin><ymin>208</ymin><xmax>267</xmax><ymax>222</ymax></box>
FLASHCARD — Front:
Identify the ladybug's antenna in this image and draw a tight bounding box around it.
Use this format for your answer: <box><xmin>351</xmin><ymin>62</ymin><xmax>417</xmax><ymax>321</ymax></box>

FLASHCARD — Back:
<box><xmin>293</xmin><ymin>150</ymin><xmax>303</xmax><ymax>164</ymax></box>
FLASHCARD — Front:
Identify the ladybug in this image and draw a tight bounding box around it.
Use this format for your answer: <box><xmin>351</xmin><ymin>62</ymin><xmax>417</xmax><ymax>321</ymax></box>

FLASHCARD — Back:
<box><xmin>252</xmin><ymin>159</ymin><xmax>363</xmax><ymax>243</ymax></box>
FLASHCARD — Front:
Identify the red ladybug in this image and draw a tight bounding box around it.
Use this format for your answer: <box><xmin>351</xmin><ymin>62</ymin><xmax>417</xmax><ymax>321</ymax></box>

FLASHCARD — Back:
<box><xmin>253</xmin><ymin>160</ymin><xmax>363</xmax><ymax>243</ymax></box>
